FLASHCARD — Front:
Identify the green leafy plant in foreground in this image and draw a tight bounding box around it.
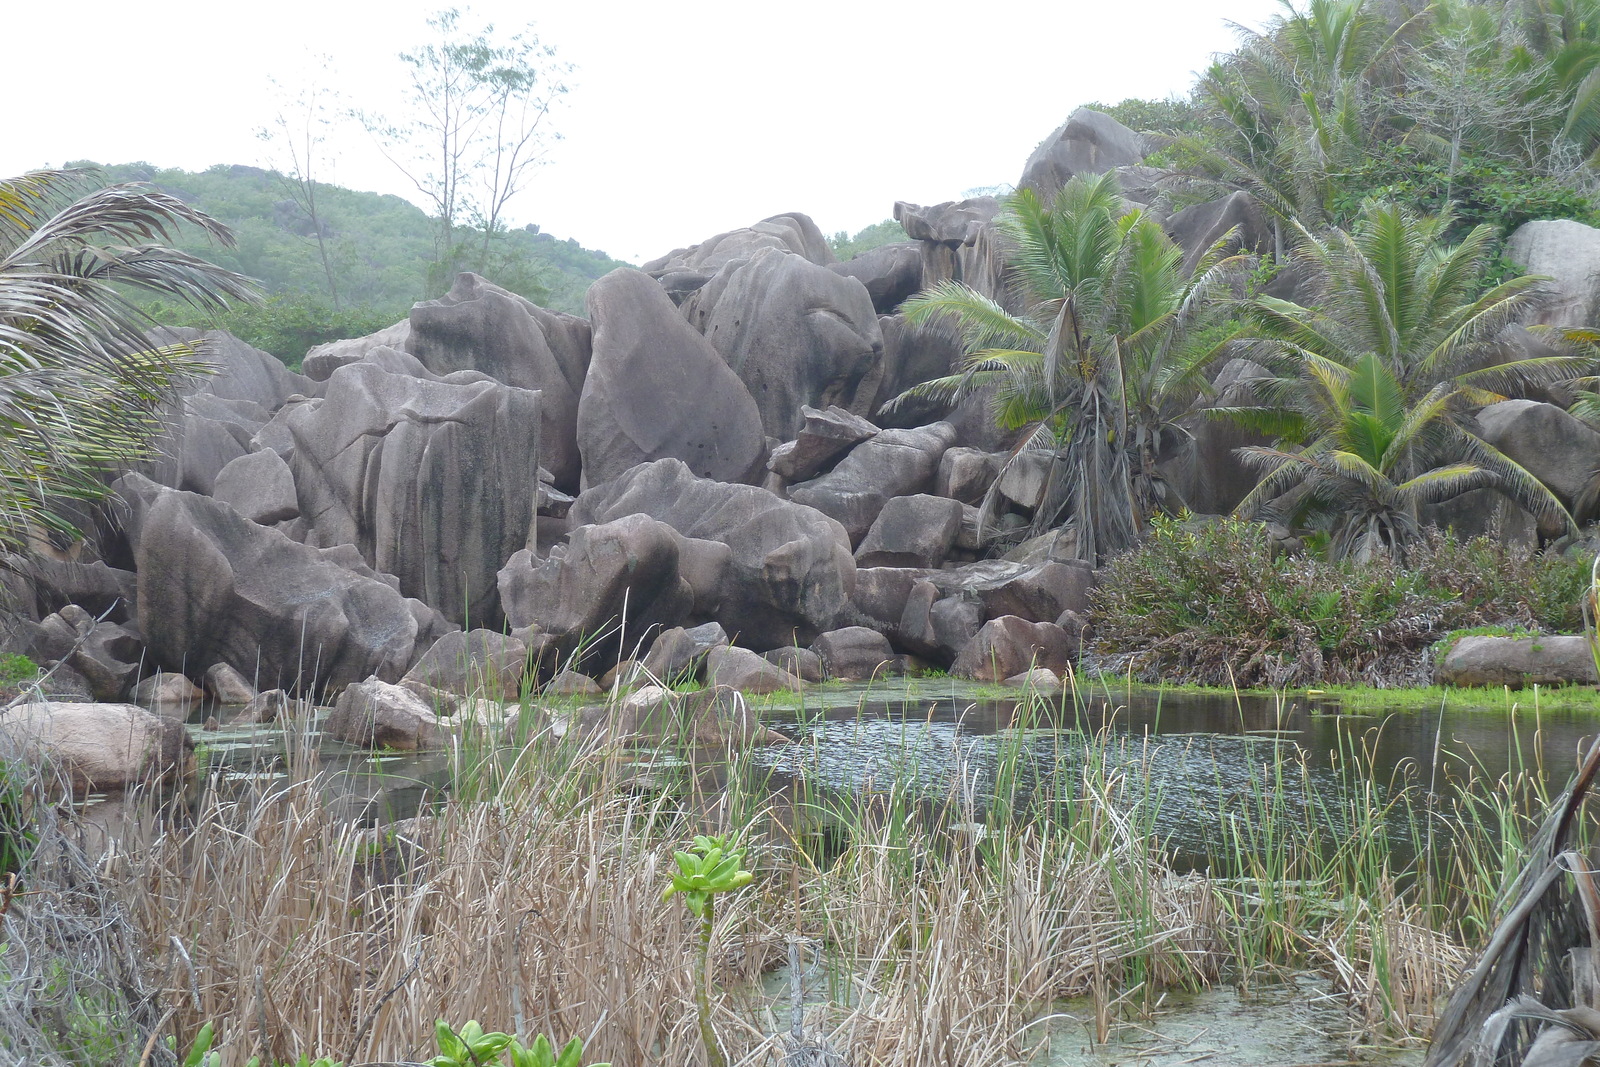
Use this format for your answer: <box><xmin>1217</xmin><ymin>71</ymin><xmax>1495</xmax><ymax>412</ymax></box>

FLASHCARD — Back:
<box><xmin>429</xmin><ymin>1021</ymin><xmax>607</xmax><ymax>1067</ymax></box>
<box><xmin>663</xmin><ymin>834</ymin><xmax>753</xmax><ymax>1067</ymax></box>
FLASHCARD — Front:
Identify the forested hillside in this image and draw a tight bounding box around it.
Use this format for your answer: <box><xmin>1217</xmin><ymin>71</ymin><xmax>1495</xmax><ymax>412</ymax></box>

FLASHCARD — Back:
<box><xmin>81</xmin><ymin>161</ymin><xmax>630</xmax><ymax>362</ymax></box>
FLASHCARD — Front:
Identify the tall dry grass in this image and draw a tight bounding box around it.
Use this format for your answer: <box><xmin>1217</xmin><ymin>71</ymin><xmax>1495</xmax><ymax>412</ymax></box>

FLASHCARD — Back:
<box><xmin>1</xmin><ymin>691</ymin><xmax>1514</xmax><ymax>1066</ymax></box>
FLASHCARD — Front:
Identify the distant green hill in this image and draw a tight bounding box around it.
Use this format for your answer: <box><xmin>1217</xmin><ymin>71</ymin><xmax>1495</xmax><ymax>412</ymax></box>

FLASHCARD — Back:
<box><xmin>80</xmin><ymin>161</ymin><xmax>630</xmax><ymax>364</ymax></box>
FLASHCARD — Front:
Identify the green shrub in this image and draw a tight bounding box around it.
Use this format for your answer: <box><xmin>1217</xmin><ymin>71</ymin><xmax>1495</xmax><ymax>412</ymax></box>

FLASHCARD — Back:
<box><xmin>1090</xmin><ymin>516</ymin><xmax>1589</xmax><ymax>687</ymax></box>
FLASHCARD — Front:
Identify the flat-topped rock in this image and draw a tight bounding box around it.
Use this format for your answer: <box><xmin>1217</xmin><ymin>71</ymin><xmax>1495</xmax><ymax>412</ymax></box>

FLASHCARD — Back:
<box><xmin>1435</xmin><ymin>635</ymin><xmax>1597</xmax><ymax>688</ymax></box>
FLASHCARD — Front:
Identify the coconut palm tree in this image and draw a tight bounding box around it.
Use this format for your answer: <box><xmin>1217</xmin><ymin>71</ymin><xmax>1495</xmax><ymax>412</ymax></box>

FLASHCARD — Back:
<box><xmin>0</xmin><ymin>169</ymin><xmax>254</xmax><ymax>551</ymax></box>
<box><xmin>890</xmin><ymin>172</ymin><xmax>1243</xmax><ymax>564</ymax></box>
<box><xmin>1223</xmin><ymin>199</ymin><xmax>1590</xmax><ymax>554</ymax></box>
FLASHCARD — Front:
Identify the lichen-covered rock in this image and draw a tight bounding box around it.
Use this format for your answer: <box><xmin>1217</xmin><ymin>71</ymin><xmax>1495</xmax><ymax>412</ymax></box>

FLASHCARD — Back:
<box><xmin>0</xmin><ymin>702</ymin><xmax>194</xmax><ymax>793</ymax></box>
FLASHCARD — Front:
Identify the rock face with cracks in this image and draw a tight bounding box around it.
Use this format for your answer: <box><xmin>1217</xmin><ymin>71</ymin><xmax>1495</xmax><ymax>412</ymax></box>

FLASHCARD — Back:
<box><xmin>281</xmin><ymin>361</ymin><xmax>540</xmax><ymax>627</ymax></box>
<box><xmin>567</xmin><ymin>459</ymin><xmax>855</xmax><ymax>649</ymax></box>
<box><xmin>408</xmin><ymin>273</ymin><xmax>591</xmax><ymax>492</ymax></box>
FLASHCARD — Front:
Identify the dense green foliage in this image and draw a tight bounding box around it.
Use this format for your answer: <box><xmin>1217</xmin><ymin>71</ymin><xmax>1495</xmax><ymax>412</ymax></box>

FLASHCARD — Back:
<box><xmin>827</xmin><ymin>218</ymin><xmax>907</xmax><ymax>260</ymax></box>
<box><xmin>77</xmin><ymin>161</ymin><xmax>627</xmax><ymax>363</ymax></box>
<box><xmin>1091</xmin><ymin>515</ymin><xmax>1589</xmax><ymax>687</ymax></box>
<box><xmin>0</xmin><ymin>169</ymin><xmax>253</xmax><ymax>549</ymax></box>
<box><xmin>897</xmin><ymin>173</ymin><xmax>1242</xmax><ymax>562</ymax></box>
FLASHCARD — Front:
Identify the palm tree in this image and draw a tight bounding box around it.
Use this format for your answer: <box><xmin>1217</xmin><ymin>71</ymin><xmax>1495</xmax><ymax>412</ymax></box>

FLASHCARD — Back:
<box><xmin>1223</xmin><ymin>199</ymin><xmax>1590</xmax><ymax>554</ymax></box>
<box><xmin>0</xmin><ymin>169</ymin><xmax>254</xmax><ymax>550</ymax></box>
<box><xmin>890</xmin><ymin>172</ymin><xmax>1243</xmax><ymax>564</ymax></box>
<box><xmin>1233</xmin><ymin>353</ymin><xmax>1515</xmax><ymax>561</ymax></box>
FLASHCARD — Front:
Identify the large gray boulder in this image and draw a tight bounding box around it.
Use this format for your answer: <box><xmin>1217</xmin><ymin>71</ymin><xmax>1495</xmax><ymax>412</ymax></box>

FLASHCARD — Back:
<box><xmin>893</xmin><ymin>198</ymin><xmax>1001</xmax><ymax>245</ymax></box>
<box><xmin>854</xmin><ymin>494</ymin><xmax>963</xmax><ymax>569</ymax></box>
<box><xmin>1505</xmin><ymin>219</ymin><xmax>1600</xmax><ymax>328</ymax></box>
<box><xmin>1019</xmin><ymin>109</ymin><xmax>1148</xmax><ymax>199</ymax></box>
<box><xmin>829</xmin><ymin>242</ymin><xmax>923</xmax><ymax>314</ymax></box>
<box><xmin>303</xmin><ymin>319</ymin><xmax>410</xmax><ymax>382</ymax></box>
<box><xmin>642</xmin><ymin>212</ymin><xmax>835</xmax><ymax>277</ymax></box>
<box><xmin>148</xmin><ymin>327</ymin><xmax>314</xmax><ymax>410</ymax></box>
<box><xmin>211</xmin><ymin>448</ymin><xmax>299</xmax><ymax>526</ymax></box>
<box><xmin>767</xmin><ymin>405</ymin><xmax>880</xmax><ymax>483</ymax></box>
<box><xmin>951</xmin><ymin>616</ymin><xmax>1077</xmax><ymax>682</ymax></box>
<box><xmin>788</xmin><ymin>422</ymin><xmax>959</xmax><ymax>545</ymax></box>
<box><xmin>579</xmin><ymin>268</ymin><xmax>766</xmax><ymax>487</ymax></box>
<box><xmin>811</xmin><ymin>626</ymin><xmax>896</xmax><ymax>681</ymax></box>
<box><xmin>124</xmin><ymin>475</ymin><xmax>449</xmax><ymax>696</ymax></box>
<box><xmin>1436</xmin><ymin>635</ymin><xmax>1597</xmax><ymax>688</ymax></box>
<box><xmin>282</xmin><ymin>361</ymin><xmax>540</xmax><ymax>626</ymax></box>
<box><xmin>1475</xmin><ymin>399</ymin><xmax>1600</xmax><ymax>507</ymax></box>
<box><xmin>408</xmin><ymin>274</ymin><xmax>592</xmax><ymax>492</ymax></box>
<box><xmin>143</xmin><ymin>392</ymin><xmax>268</xmax><ymax>496</ymax></box>
<box><xmin>683</xmin><ymin>247</ymin><xmax>884</xmax><ymax>441</ymax></box>
<box><xmin>496</xmin><ymin>514</ymin><xmax>709</xmax><ymax>657</ymax></box>
<box><xmin>1165</xmin><ymin>191</ymin><xmax>1268</xmax><ymax>275</ymax></box>
<box><xmin>567</xmin><ymin>459</ymin><xmax>855</xmax><ymax>649</ymax></box>
<box><xmin>1170</xmin><ymin>358</ymin><xmax>1273</xmax><ymax>515</ymax></box>
<box><xmin>31</xmin><ymin>604</ymin><xmax>144</xmax><ymax>702</ymax></box>
<box><xmin>704</xmin><ymin>645</ymin><xmax>804</xmax><ymax>693</ymax></box>
<box><xmin>404</xmin><ymin>629</ymin><xmax>529</xmax><ymax>701</ymax></box>
<box><xmin>325</xmin><ymin>677</ymin><xmax>441</xmax><ymax>750</ymax></box>
<box><xmin>0</xmin><ymin>702</ymin><xmax>194</xmax><ymax>793</ymax></box>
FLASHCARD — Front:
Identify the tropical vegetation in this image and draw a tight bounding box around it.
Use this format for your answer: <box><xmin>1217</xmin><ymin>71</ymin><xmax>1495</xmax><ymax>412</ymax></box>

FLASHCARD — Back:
<box><xmin>0</xmin><ymin>168</ymin><xmax>252</xmax><ymax>551</ymax></box>
<box><xmin>894</xmin><ymin>172</ymin><xmax>1243</xmax><ymax>563</ymax></box>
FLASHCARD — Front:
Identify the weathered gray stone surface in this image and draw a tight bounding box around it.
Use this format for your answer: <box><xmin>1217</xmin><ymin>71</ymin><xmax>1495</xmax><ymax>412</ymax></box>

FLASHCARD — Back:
<box><xmin>1435</xmin><ymin>635</ymin><xmax>1598</xmax><ymax>688</ymax></box>
<box><xmin>789</xmin><ymin>422</ymin><xmax>958</xmax><ymax>545</ymax></box>
<box><xmin>404</xmin><ymin>629</ymin><xmax>528</xmax><ymax>701</ymax></box>
<box><xmin>705</xmin><ymin>645</ymin><xmax>804</xmax><ymax>693</ymax></box>
<box><xmin>1018</xmin><ymin>109</ymin><xmax>1147</xmax><ymax>199</ymax></box>
<box><xmin>568</xmin><ymin>459</ymin><xmax>855</xmax><ymax>649</ymax></box>
<box><xmin>303</xmin><ymin>319</ymin><xmax>410</xmax><ymax>382</ymax></box>
<box><xmin>579</xmin><ymin>268</ymin><xmax>766</xmax><ymax>487</ymax></box>
<box><xmin>148</xmin><ymin>327</ymin><xmax>313</xmax><ymax>410</ymax></box>
<box><xmin>1475</xmin><ymin>399</ymin><xmax>1600</xmax><ymax>506</ymax></box>
<box><xmin>1164</xmin><ymin>191</ymin><xmax>1268</xmax><ymax>275</ymax></box>
<box><xmin>1506</xmin><ymin>219</ymin><xmax>1600</xmax><ymax>328</ymax></box>
<box><xmin>762</xmin><ymin>646</ymin><xmax>824</xmax><ymax>683</ymax></box>
<box><xmin>16</xmin><ymin>557</ymin><xmax>137</xmax><ymax>623</ymax></box>
<box><xmin>897</xmin><ymin>580</ymin><xmax>984</xmax><ymax>667</ymax></box>
<box><xmin>937</xmin><ymin>449</ymin><xmax>1004</xmax><ymax>506</ymax></box>
<box><xmin>1170</xmin><ymin>358</ymin><xmax>1273</xmax><ymax>515</ymax></box>
<box><xmin>497</xmin><ymin>515</ymin><xmax>697</xmax><ymax>650</ymax></box>
<box><xmin>811</xmin><ymin>626</ymin><xmax>896</xmax><ymax>681</ymax></box>
<box><xmin>893</xmin><ymin>198</ymin><xmax>1001</xmax><ymax>245</ymax></box>
<box><xmin>409</xmin><ymin>274</ymin><xmax>592</xmax><ymax>491</ymax></box>
<box><xmin>1004</xmin><ymin>667</ymin><xmax>1064</xmax><ymax>690</ymax></box>
<box><xmin>855</xmin><ymin>494</ymin><xmax>963</xmax><ymax>569</ymax></box>
<box><xmin>849</xmin><ymin>568</ymin><xmax>931</xmax><ymax>632</ymax></box>
<box><xmin>31</xmin><ymin>605</ymin><xmax>144</xmax><ymax>702</ymax></box>
<box><xmin>951</xmin><ymin>616</ymin><xmax>1077</xmax><ymax>682</ymax></box>
<box><xmin>642</xmin><ymin>212</ymin><xmax>835</xmax><ymax>275</ymax></box>
<box><xmin>0</xmin><ymin>702</ymin><xmax>193</xmax><ymax>793</ymax></box>
<box><xmin>544</xmin><ymin>669</ymin><xmax>603</xmax><ymax>696</ymax></box>
<box><xmin>212</xmin><ymin>449</ymin><xmax>300</xmax><ymax>526</ymax></box>
<box><xmin>683</xmin><ymin>248</ymin><xmax>884</xmax><ymax>441</ymax></box>
<box><xmin>282</xmin><ymin>361</ymin><xmax>540</xmax><ymax>626</ymax></box>
<box><xmin>204</xmin><ymin>662</ymin><xmax>258</xmax><ymax>704</ymax></box>
<box><xmin>325</xmin><ymin>677</ymin><xmax>441</xmax><ymax>750</ymax></box>
<box><xmin>124</xmin><ymin>475</ymin><xmax>449</xmax><ymax>696</ymax></box>
<box><xmin>829</xmin><ymin>242</ymin><xmax>924</xmax><ymax>314</ymax></box>
<box><xmin>131</xmin><ymin>672</ymin><xmax>204</xmax><ymax>709</ymax></box>
<box><xmin>641</xmin><ymin>622</ymin><xmax>727</xmax><ymax>683</ymax></box>
<box><xmin>768</xmin><ymin>405</ymin><xmax>880</xmax><ymax>483</ymax></box>
<box><xmin>236</xmin><ymin>689</ymin><xmax>291</xmax><ymax>725</ymax></box>
<box><xmin>931</xmin><ymin>560</ymin><xmax>1096</xmax><ymax>624</ymax></box>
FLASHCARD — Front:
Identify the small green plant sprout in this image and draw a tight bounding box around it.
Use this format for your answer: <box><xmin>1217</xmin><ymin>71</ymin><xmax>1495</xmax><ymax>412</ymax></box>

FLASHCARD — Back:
<box><xmin>430</xmin><ymin>1020</ymin><xmax>515</xmax><ymax>1067</ymax></box>
<box><xmin>662</xmin><ymin>834</ymin><xmax>754</xmax><ymax>918</ymax></box>
<box><xmin>181</xmin><ymin>1023</ymin><xmax>221</xmax><ymax>1067</ymax></box>
<box><xmin>663</xmin><ymin>834</ymin><xmax>753</xmax><ymax>1067</ymax></box>
<box><xmin>510</xmin><ymin>1034</ymin><xmax>607</xmax><ymax>1067</ymax></box>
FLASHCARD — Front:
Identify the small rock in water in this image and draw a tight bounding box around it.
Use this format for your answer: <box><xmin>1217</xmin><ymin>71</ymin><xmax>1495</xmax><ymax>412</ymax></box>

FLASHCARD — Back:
<box><xmin>202</xmin><ymin>716</ymin><xmax>220</xmax><ymax>732</ymax></box>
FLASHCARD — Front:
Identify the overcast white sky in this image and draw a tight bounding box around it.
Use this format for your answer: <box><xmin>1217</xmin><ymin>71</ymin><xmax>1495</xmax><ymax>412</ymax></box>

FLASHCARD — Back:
<box><xmin>9</xmin><ymin>0</ymin><xmax>1287</xmax><ymax>265</ymax></box>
